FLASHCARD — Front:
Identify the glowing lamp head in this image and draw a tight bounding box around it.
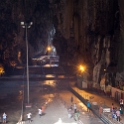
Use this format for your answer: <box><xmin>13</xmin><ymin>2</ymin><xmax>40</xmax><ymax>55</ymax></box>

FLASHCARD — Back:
<box><xmin>0</xmin><ymin>66</ymin><xmax>4</xmax><ymax>75</ymax></box>
<box><xmin>47</xmin><ymin>46</ymin><xmax>51</xmax><ymax>52</ymax></box>
<box><xmin>79</xmin><ymin>65</ymin><xmax>85</xmax><ymax>72</ymax></box>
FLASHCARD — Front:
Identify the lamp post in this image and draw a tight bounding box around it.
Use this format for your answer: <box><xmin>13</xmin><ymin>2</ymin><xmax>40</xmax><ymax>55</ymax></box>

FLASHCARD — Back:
<box><xmin>47</xmin><ymin>46</ymin><xmax>52</xmax><ymax>67</ymax></box>
<box><xmin>77</xmin><ymin>64</ymin><xmax>86</xmax><ymax>89</ymax></box>
<box><xmin>21</xmin><ymin>21</ymin><xmax>33</xmax><ymax>105</ymax></box>
<box><xmin>0</xmin><ymin>66</ymin><xmax>4</xmax><ymax>77</ymax></box>
<box><xmin>47</xmin><ymin>46</ymin><xmax>51</xmax><ymax>54</ymax></box>
<box><xmin>78</xmin><ymin>65</ymin><xmax>85</xmax><ymax>73</ymax></box>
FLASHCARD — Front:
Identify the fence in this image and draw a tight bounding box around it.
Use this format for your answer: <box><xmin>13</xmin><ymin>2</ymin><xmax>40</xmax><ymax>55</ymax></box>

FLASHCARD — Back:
<box><xmin>69</xmin><ymin>87</ymin><xmax>122</xmax><ymax>124</ymax></box>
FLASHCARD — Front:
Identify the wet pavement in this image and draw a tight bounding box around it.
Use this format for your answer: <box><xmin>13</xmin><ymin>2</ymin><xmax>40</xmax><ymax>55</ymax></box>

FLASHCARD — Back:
<box><xmin>21</xmin><ymin>86</ymin><xmax>124</xmax><ymax>124</ymax></box>
<box><xmin>23</xmin><ymin>90</ymin><xmax>104</xmax><ymax>124</ymax></box>
<box><xmin>0</xmin><ymin>79</ymin><xmax>124</xmax><ymax>124</ymax></box>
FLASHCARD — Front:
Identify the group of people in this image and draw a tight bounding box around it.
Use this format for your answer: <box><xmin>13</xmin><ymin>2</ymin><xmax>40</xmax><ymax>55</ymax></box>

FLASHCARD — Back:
<box><xmin>67</xmin><ymin>103</ymin><xmax>80</xmax><ymax>121</ymax></box>
<box><xmin>68</xmin><ymin>96</ymin><xmax>91</xmax><ymax>121</ymax></box>
<box><xmin>1</xmin><ymin>102</ymin><xmax>47</xmax><ymax>123</ymax></box>
<box><xmin>27</xmin><ymin>104</ymin><xmax>45</xmax><ymax>123</ymax></box>
<box><xmin>98</xmin><ymin>98</ymin><xmax>124</xmax><ymax>122</ymax></box>
<box><xmin>111</xmin><ymin>98</ymin><xmax>123</xmax><ymax>122</ymax></box>
<box><xmin>111</xmin><ymin>106</ymin><xmax>121</xmax><ymax>122</ymax></box>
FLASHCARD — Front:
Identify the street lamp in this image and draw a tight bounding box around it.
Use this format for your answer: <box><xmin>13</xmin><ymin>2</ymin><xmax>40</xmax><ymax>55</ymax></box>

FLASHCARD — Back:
<box><xmin>21</xmin><ymin>21</ymin><xmax>33</xmax><ymax>105</ymax></box>
<box><xmin>47</xmin><ymin>46</ymin><xmax>52</xmax><ymax>67</ymax></box>
<box><xmin>0</xmin><ymin>66</ymin><xmax>4</xmax><ymax>76</ymax></box>
<box><xmin>47</xmin><ymin>46</ymin><xmax>52</xmax><ymax>54</ymax></box>
<box><xmin>78</xmin><ymin>65</ymin><xmax>85</xmax><ymax>73</ymax></box>
<box><xmin>76</xmin><ymin>64</ymin><xmax>86</xmax><ymax>89</ymax></box>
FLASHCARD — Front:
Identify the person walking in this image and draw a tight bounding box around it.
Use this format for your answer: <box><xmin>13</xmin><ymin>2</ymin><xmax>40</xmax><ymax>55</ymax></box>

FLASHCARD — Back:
<box><xmin>74</xmin><ymin>110</ymin><xmax>80</xmax><ymax>121</ymax></box>
<box><xmin>87</xmin><ymin>101</ymin><xmax>91</xmax><ymax>112</ymax></box>
<box><xmin>99</xmin><ymin>106</ymin><xmax>103</xmax><ymax>117</ymax></box>
<box><xmin>112</xmin><ymin>112</ymin><xmax>117</xmax><ymax>120</ymax></box>
<box><xmin>111</xmin><ymin>103</ymin><xmax>114</xmax><ymax>112</ymax></box>
<box><xmin>38</xmin><ymin>108</ymin><xmax>42</xmax><ymax>117</ymax></box>
<box><xmin>73</xmin><ymin>103</ymin><xmax>77</xmax><ymax>113</ymax></box>
<box><xmin>120</xmin><ymin>98</ymin><xmax>123</xmax><ymax>109</ymax></box>
<box><xmin>2</xmin><ymin>112</ymin><xmax>7</xmax><ymax>123</ymax></box>
<box><xmin>116</xmin><ymin>108</ymin><xmax>121</xmax><ymax>122</ymax></box>
<box><xmin>68</xmin><ymin>107</ymin><xmax>72</xmax><ymax>118</ymax></box>
<box><xmin>27</xmin><ymin>112</ymin><xmax>32</xmax><ymax>123</ymax></box>
<box><xmin>41</xmin><ymin>104</ymin><xmax>45</xmax><ymax>114</ymax></box>
<box><xmin>120</xmin><ymin>107</ymin><xmax>123</xmax><ymax>114</ymax></box>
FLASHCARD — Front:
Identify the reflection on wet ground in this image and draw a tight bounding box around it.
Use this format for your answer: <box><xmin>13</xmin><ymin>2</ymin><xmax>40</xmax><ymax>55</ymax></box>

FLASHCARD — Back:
<box><xmin>0</xmin><ymin>79</ymin><xmax>68</xmax><ymax>123</ymax></box>
<box><xmin>0</xmin><ymin>79</ymin><xmax>103</xmax><ymax>124</ymax></box>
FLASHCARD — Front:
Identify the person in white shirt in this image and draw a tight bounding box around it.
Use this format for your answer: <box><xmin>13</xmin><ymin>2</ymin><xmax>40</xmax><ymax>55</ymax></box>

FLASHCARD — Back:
<box><xmin>116</xmin><ymin>109</ymin><xmax>120</xmax><ymax>122</ymax></box>
<box><xmin>3</xmin><ymin>112</ymin><xmax>7</xmax><ymax>123</ymax></box>
<box><xmin>38</xmin><ymin>108</ymin><xmax>42</xmax><ymax>117</ymax></box>
<box><xmin>120</xmin><ymin>99</ymin><xmax>123</xmax><ymax>108</ymax></box>
<box><xmin>27</xmin><ymin>113</ymin><xmax>32</xmax><ymax>123</ymax></box>
<box><xmin>68</xmin><ymin>107</ymin><xmax>72</xmax><ymax>118</ymax></box>
<box><xmin>73</xmin><ymin>103</ymin><xmax>77</xmax><ymax>113</ymax></box>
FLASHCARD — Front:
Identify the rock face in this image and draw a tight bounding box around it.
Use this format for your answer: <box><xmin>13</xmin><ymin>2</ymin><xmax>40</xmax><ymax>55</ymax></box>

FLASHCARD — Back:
<box><xmin>1</xmin><ymin>0</ymin><xmax>124</xmax><ymax>87</ymax></box>
<box><xmin>52</xmin><ymin>0</ymin><xmax>120</xmax><ymax>87</ymax></box>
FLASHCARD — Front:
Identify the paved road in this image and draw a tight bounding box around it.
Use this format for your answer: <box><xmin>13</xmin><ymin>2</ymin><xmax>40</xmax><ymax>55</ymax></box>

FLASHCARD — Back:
<box><xmin>0</xmin><ymin>80</ymin><xmax>104</xmax><ymax>124</ymax></box>
<box><xmin>3</xmin><ymin>76</ymin><xmax>123</xmax><ymax>124</ymax></box>
<box><xmin>23</xmin><ymin>90</ymin><xmax>104</xmax><ymax>124</ymax></box>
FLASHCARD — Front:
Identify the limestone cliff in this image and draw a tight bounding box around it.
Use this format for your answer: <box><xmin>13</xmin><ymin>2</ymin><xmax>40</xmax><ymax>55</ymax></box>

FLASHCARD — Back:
<box><xmin>1</xmin><ymin>0</ymin><xmax>124</xmax><ymax>87</ymax></box>
<box><xmin>52</xmin><ymin>0</ymin><xmax>120</xmax><ymax>87</ymax></box>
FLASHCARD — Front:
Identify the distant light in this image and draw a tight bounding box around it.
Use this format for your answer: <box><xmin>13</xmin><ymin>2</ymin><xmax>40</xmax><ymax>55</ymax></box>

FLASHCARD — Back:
<box><xmin>0</xmin><ymin>66</ymin><xmax>4</xmax><ymax>75</ymax></box>
<box><xmin>43</xmin><ymin>64</ymin><xmax>58</xmax><ymax>67</ymax></box>
<box><xmin>47</xmin><ymin>46</ymin><xmax>51</xmax><ymax>52</ymax></box>
<box><xmin>22</xmin><ymin>26</ymin><xmax>25</xmax><ymax>28</ymax></box>
<box><xmin>21</xmin><ymin>22</ymin><xmax>24</xmax><ymax>25</ymax></box>
<box><xmin>45</xmin><ymin>74</ymin><xmax>55</xmax><ymax>78</ymax></box>
<box><xmin>21</xmin><ymin>21</ymin><xmax>33</xmax><ymax>27</ymax></box>
<box><xmin>30</xmin><ymin>22</ymin><xmax>33</xmax><ymax>25</ymax></box>
<box><xmin>78</xmin><ymin>65</ymin><xmax>85</xmax><ymax>72</ymax></box>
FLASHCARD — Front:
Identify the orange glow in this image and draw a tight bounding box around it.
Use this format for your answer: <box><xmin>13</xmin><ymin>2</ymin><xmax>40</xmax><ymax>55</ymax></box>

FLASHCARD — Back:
<box><xmin>0</xmin><ymin>66</ymin><xmax>4</xmax><ymax>75</ymax></box>
<box><xmin>78</xmin><ymin>65</ymin><xmax>85</xmax><ymax>72</ymax></box>
<box><xmin>47</xmin><ymin>46</ymin><xmax>51</xmax><ymax>52</ymax></box>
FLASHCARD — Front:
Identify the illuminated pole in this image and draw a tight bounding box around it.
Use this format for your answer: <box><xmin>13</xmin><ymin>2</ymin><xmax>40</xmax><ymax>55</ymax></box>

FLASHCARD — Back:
<box><xmin>21</xmin><ymin>22</ymin><xmax>33</xmax><ymax>104</ymax></box>
<box><xmin>47</xmin><ymin>46</ymin><xmax>51</xmax><ymax>67</ymax></box>
<box><xmin>78</xmin><ymin>65</ymin><xmax>86</xmax><ymax>89</ymax></box>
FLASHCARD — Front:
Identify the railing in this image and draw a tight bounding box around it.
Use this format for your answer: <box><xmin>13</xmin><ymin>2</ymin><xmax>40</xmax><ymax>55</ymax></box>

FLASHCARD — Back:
<box><xmin>69</xmin><ymin>87</ymin><xmax>123</xmax><ymax>124</ymax></box>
